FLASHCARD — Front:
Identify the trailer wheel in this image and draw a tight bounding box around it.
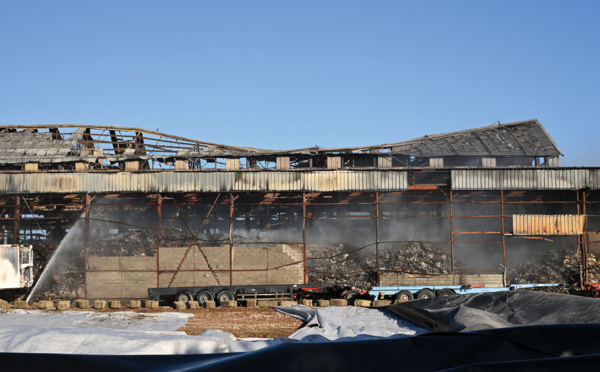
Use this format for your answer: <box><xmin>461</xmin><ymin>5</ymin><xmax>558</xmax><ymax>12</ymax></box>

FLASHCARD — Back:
<box><xmin>416</xmin><ymin>288</ymin><xmax>435</xmax><ymax>300</ymax></box>
<box><xmin>437</xmin><ymin>288</ymin><xmax>455</xmax><ymax>297</ymax></box>
<box><xmin>216</xmin><ymin>290</ymin><xmax>236</xmax><ymax>305</ymax></box>
<box><xmin>176</xmin><ymin>291</ymin><xmax>193</xmax><ymax>303</ymax></box>
<box><xmin>195</xmin><ymin>290</ymin><xmax>214</xmax><ymax>305</ymax></box>
<box><xmin>343</xmin><ymin>290</ymin><xmax>361</xmax><ymax>305</ymax></box>
<box><xmin>396</xmin><ymin>290</ymin><xmax>414</xmax><ymax>302</ymax></box>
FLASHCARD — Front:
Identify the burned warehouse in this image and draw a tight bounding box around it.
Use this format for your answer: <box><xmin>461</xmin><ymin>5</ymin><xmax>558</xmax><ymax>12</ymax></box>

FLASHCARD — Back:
<box><xmin>0</xmin><ymin>119</ymin><xmax>599</xmax><ymax>301</ymax></box>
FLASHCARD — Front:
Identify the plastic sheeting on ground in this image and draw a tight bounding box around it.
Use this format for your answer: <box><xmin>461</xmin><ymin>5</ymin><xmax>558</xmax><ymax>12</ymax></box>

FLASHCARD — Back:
<box><xmin>1</xmin><ymin>292</ymin><xmax>600</xmax><ymax>371</ymax></box>
<box><xmin>0</xmin><ymin>306</ymin><xmax>425</xmax><ymax>354</ymax></box>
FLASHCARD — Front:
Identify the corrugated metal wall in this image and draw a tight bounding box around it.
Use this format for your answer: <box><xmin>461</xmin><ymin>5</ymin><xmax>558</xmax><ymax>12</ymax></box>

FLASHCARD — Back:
<box><xmin>452</xmin><ymin>169</ymin><xmax>600</xmax><ymax>190</ymax></box>
<box><xmin>0</xmin><ymin>170</ymin><xmax>408</xmax><ymax>194</ymax></box>
<box><xmin>512</xmin><ymin>214</ymin><xmax>587</xmax><ymax>236</ymax></box>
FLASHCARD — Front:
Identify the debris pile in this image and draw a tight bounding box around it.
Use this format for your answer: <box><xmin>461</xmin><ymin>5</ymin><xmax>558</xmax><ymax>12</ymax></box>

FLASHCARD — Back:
<box><xmin>307</xmin><ymin>242</ymin><xmax>453</xmax><ymax>289</ymax></box>
<box><xmin>508</xmin><ymin>249</ymin><xmax>600</xmax><ymax>293</ymax></box>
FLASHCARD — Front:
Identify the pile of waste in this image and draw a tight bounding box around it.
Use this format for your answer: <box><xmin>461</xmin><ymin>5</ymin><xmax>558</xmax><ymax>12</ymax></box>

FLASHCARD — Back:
<box><xmin>508</xmin><ymin>249</ymin><xmax>600</xmax><ymax>293</ymax></box>
<box><xmin>307</xmin><ymin>242</ymin><xmax>453</xmax><ymax>289</ymax></box>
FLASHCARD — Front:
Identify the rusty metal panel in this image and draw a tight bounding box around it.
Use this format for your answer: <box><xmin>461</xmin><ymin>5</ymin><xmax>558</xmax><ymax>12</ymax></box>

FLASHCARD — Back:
<box><xmin>513</xmin><ymin>214</ymin><xmax>587</xmax><ymax>236</ymax></box>
<box><xmin>452</xmin><ymin>169</ymin><xmax>599</xmax><ymax>190</ymax></box>
<box><xmin>0</xmin><ymin>170</ymin><xmax>408</xmax><ymax>194</ymax></box>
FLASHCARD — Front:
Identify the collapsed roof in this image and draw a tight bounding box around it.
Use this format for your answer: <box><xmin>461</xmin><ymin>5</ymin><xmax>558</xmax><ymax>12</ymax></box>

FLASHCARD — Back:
<box><xmin>0</xmin><ymin>119</ymin><xmax>562</xmax><ymax>166</ymax></box>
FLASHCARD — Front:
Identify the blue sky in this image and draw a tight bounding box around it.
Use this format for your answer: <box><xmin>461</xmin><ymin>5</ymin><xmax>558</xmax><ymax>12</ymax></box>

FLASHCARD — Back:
<box><xmin>1</xmin><ymin>1</ymin><xmax>599</xmax><ymax>165</ymax></box>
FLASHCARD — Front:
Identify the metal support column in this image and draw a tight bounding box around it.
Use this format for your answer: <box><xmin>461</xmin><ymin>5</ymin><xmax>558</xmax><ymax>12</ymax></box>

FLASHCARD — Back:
<box><xmin>302</xmin><ymin>192</ymin><xmax>307</xmax><ymax>284</ymax></box>
<box><xmin>375</xmin><ymin>191</ymin><xmax>380</xmax><ymax>286</ymax></box>
<box><xmin>230</xmin><ymin>193</ymin><xmax>234</xmax><ymax>286</ymax></box>
<box><xmin>13</xmin><ymin>195</ymin><xmax>20</xmax><ymax>244</ymax></box>
<box><xmin>450</xmin><ymin>191</ymin><xmax>455</xmax><ymax>284</ymax></box>
<box><xmin>156</xmin><ymin>194</ymin><xmax>162</xmax><ymax>288</ymax></box>
<box><xmin>84</xmin><ymin>193</ymin><xmax>90</xmax><ymax>298</ymax></box>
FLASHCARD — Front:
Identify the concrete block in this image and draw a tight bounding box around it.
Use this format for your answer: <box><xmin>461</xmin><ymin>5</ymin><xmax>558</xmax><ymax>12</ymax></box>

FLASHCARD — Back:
<box><xmin>278</xmin><ymin>300</ymin><xmax>297</xmax><ymax>306</ymax></box>
<box><xmin>257</xmin><ymin>300</ymin><xmax>278</xmax><ymax>307</ymax></box>
<box><xmin>13</xmin><ymin>301</ymin><xmax>28</xmax><ymax>309</ymax></box>
<box><xmin>220</xmin><ymin>300</ymin><xmax>237</xmax><ymax>308</ymax></box>
<box><xmin>330</xmin><ymin>299</ymin><xmax>348</xmax><ymax>307</ymax></box>
<box><xmin>317</xmin><ymin>300</ymin><xmax>330</xmax><ymax>307</ymax></box>
<box><xmin>37</xmin><ymin>300</ymin><xmax>53</xmax><ymax>309</ymax></box>
<box><xmin>205</xmin><ymin>300</ymin><xmax>216</xmax><ymax>309</ymax></box>
<box><xmin>301</xmin><ymin>299</ymin><xmax>313</xmax><ymax>307</ymax></box>
<box><xmin>129</xmin><ymin>300</ymin><xmax>141</xmax><ymax>309</ymax></box>
<box><xmin>108</xmin><ymin>300</ymin><xmax>121</xmax><ymax>309</ymax></box>
<box><xmin>173</xmin><ymin>301</ymin><xmax>187</xmax><ymax>311</ymax></box>
<box><xmin>143</xmin><ymin>300</ymin><xmax>159</xmax><ymax>309</ymax></box>
<box><xmin>94</xmin><ymin>300</ymin><xmax>107</xmax><ymax>310</ymax></box>
<box><xmin>58</xmin><ymin>301</ymin><xmax>71</xmax><ymax>310</ymax></box>
<box><xmin>188</xmin><ymin>301</ymin><xmax>200</xmax><ymax>309</ymax></box>
<box><xmin>74</xmin><ymin>299</ymin><xmax>89</xmax><ymax>309</ymax></box>
<box><xmin>373</xmin><ymin>300</ymin><xmax>391</xmax><ymax>307</ymax></box>
<box><xmin>246</xmin><ymin>299</ymin><xmax>257</xmax><ymax>308</ymax></box>
<box><xmin>354</xmin><ymin>300</ymin><xmax>372</xmax><ymax>307</ymax></box>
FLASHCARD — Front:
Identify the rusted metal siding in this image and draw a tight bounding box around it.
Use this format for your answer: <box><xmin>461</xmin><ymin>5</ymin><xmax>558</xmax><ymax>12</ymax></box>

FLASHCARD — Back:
<box><xmin>0</xmin><ymin>170</ymin><xmax>407</xmax><ymax>194</ymax></box>
<box><xmin>513</xmin><ymin>214</ymin><xmax>587</xmax><ymax>236</ymax></box>
<box><xmin>452</xmin><ymin>169</ymin><xmax>600</xmax><ymax>190</ymax></box>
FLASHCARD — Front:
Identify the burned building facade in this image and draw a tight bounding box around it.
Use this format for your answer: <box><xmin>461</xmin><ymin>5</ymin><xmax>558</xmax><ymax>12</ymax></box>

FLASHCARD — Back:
<box><xmin>0</xmin><ymin>119</ymin><xmax>598</xmax><ymax>300</ymax></box>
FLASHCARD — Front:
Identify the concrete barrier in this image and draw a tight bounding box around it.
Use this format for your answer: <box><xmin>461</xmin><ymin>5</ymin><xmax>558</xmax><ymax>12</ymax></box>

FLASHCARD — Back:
<box><xmin>317</xmin><ymin>300</ymin><xmax>330</xmax><ymax>307</ymax></box>
<box><xmin>373</xmin><ymin>300</ymin><xmax>391</xmax><ymax>307</ymax></box>
<box><xmin>129</xmin><ymin>300</ymin><xmax>141</xmax><ymax>309</ymax></box>
<box><xmin>354</xmin><ymin>299</ymin><xmax>372</xmax><ymax>307</ymax></box>
<box><xmin>173</xmin><ymin>301</ymin><xmax>187</xmax><ymax>311</ymax></box>
<box><xmin>205</xmin><ymin>300</ymin><xmax>216</xmax><ymax>309</ymax></box>
<box><xmin>74</xmin><ymin>299</ymin><xmax>89</xmax><ymax>309</ymax></box>
<box><xmin>108</xmin><ymin>300</ymin><xmax>121</xmax><ymax>309</ymax></box>
<box><xmin>257</xmin><ymin>300</ymin><xmax>278</xmax><ymax>307</ymax></box>
<box><xmin>37</xmin><ymin>300</ymin><xmax>54</xmax><ymax>309</ymax></box>
<box><xmin>58</xmin><ymin>301</ymin><xmax>71</xmax><ymax>310</ymax></box>
<box><xmin>188</xmin><ymin>301</ymin><xmax>200</xmax><ymax>309</ymax></box>
<box><xmin>94</xmin><ymin>300</ymin><xmax>107</xmax><ymax>310</ymax></box>
<box><xmin>13</xmin><ymin>301</ymin><xmax>28</xmax><ymax>309</ymax></box>
<box><xmin>143</xmin><ymin>300</ymin><xmax>159</xmax><ymax>309</ymax></box>
<box><xmin>330</xmin><ymin>299</ymin><xmax>348</xmax><ymax>307</ymax></box>
<box><xmin>220</xmin><ymin>300</ymin><xmax>237</xmax><ymax>308</ymax></box>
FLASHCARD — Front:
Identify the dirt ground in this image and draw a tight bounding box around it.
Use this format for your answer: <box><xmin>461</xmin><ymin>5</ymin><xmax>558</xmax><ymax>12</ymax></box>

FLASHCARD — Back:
<box><xmin>84</xmin><ymin>306</ymin><xmax>306</xmax><ymax>338</ymax></box>
<box><xmin>175</xmin><ymin>307</ymin><xmax>305</xmax><ymax>338</ymax></box>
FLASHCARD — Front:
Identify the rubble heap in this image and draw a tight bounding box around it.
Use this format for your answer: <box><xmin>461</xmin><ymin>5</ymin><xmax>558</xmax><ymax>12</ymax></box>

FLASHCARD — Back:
<box><xmin>307</xmin><ymin>242</ymin><xmax>453</xmax><ymax>289</ymax></box>
<box><xmin>509</xmin><ymin>249</ymin><xmax>600</xmax><ymax>286</ymax></box>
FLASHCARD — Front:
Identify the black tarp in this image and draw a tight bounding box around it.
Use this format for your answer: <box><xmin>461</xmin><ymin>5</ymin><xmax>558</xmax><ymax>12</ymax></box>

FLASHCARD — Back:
<box><xmin>2</xmin><ymin>292</ymin><xmax>600</xmax><ymax>371</ymax></box>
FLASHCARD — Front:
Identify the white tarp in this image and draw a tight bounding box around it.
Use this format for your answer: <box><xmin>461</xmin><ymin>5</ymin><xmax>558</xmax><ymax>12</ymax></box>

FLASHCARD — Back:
<box><xmin>0</xmin><ymin>305</ymin><xmax>427</xmax><ymax>354</ymax></box>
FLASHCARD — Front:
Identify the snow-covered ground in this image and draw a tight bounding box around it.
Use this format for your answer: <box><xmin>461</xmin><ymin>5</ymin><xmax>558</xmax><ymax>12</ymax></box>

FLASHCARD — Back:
<box><xmin>0</xmin><ymin>306</ymin><xmax>428</xmax><ymax>354</ymax></box>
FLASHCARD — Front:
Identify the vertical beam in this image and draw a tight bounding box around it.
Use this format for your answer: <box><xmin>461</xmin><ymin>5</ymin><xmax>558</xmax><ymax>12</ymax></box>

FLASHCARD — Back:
<box><xmin>230</xmin><ymin>193</ymin><xmax>234</xmax><ymax>286</ymax></box>
<box><xmin>13</xmin><ymin>195</ymin><xmax>20</xmax><ymax>244</ymax></box>
<box><xmin>450</xmin><ymin>191</ymin><xmax>455</xmax><ymax>285</ymax></box>
<box><xmin>302</xmin><ymin>192</ymin><xmax>307</xmax><ymax>284</ymax></box>
<box><xmin>84</xmin><ymin>193</ymin><xmax>90</xmax><ymax>298</ymax></box>
<box><xmin>583</xmin><ymin>191</ymin><xmax>589</xmax><ymax>283</ymax></box>
<box><xmin>375</xmin><ymin>191</ymin><xmax>380</xmax><ymax>286</ymax></box>
<box><xmin>577</xmin><ymin>191</ymin><xmax>583</xmax><ymax>287</ymax></box>
<box><xmin>156</xmin><ymin>194</ymin><xmax>162</xmax><ymax>288</ymax></box>
<box><xmin>501</xmin><ymin>190</ymin><xmax>506</xmax><ymax>268</ymax></box>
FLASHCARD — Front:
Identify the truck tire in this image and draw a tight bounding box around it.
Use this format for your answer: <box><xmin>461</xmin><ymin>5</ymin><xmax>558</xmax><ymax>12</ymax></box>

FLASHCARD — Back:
<box><xmin>176</xmin><ymin>291</ymin><xmax>193</xmax><ymax>303</ymax></box>
<box><xmin>216</xmin><ymin>290</ymin><xmax>236</xmax><ymax>305</ymax></box>
<box><xmin>437</xmin><ymin>288</ymin><xmax>455</xmax><ymax>297</ymax></box>
<box><xmin>343</xmin><ymin>290</ymin><xmax>361</xmax><ymax>305</ymax></box>
<box><xmin>195</xmin><ymin>290</ymin><xmax>215</xmax><ymax>305</ymax></box>
<box><xmin>416</xmin><ymin>288</ymin><xmax>435</xmax><ymax>300</ymax></box>
<box><xmin>396</xmin><ymin>290</ymin><xmax>414</xmax><ymax>302</ymax></box>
